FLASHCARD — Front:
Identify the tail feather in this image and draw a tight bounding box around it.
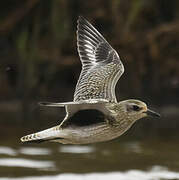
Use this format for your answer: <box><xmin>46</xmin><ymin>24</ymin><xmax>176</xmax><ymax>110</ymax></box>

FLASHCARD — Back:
<box><xmin>20</xmin><ymin>126</ymin><xmax>63</xmax><ymax>143</ymax></box>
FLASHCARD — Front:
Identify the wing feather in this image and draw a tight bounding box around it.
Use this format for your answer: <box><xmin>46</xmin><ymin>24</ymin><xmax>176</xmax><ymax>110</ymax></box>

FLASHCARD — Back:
<box><xmin>74</xmin><ymin>16</ymin><xmax>124</xmax><ymax>102</ymax></box>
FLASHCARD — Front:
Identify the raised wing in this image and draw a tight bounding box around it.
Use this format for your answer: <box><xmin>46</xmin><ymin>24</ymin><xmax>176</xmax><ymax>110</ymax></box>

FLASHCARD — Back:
<box><xmin>74</xmin><ymin>16</ymin><xmax>124</xmax><ymax>102</ymax></box>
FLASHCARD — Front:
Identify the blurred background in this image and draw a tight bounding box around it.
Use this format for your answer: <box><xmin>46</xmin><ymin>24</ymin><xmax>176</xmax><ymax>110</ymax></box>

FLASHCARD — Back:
<box><xmin>0</xmin><ymin>0</ymin><xmax>179</xmax><ymax>179</ymax></box>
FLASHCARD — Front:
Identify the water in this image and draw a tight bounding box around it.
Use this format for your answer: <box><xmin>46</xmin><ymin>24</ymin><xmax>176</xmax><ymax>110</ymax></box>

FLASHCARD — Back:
<box><xmin>0</xmin><ymin>111</ymin><xmax>179</xmax><ymax>180</ymax></box>
<box><xmin>0</xmin><ymin>133</ymin><xmax>179</xmax><ymax>180</ymax></box>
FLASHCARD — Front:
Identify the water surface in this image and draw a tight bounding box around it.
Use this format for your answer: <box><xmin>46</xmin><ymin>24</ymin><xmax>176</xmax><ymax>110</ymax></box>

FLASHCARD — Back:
<box><xmin>0</xmin><ymin>114</ymin><xmax>179</xmax><ymax>180</ymax></box>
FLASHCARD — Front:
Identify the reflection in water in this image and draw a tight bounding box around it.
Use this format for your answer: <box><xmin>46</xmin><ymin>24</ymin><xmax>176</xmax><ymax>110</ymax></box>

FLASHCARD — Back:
<box><xmin>1</xmin><ymin>166</ymin><xmax>179</xmax><ymax>180</ymax></box>
<box><xmin>0</xmin><ymin>158</ymin><xmax>55</xmax><ymax>169</ymax></box>
<box><xmin>59</xmin><ymin>145</ymin><xmax>95</xmax><ymax>153</ymax></box>
<box><xmin>122</xmin><ymin>142</ymin><xmax>142</xmax><ymax>154</ymax></box>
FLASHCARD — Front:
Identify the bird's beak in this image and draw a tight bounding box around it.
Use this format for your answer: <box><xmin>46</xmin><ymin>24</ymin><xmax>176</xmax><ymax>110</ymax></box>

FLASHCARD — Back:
<box><xmin>144</xmin><ymin>109</ymin><xmax>161</xmax><ymax>118</ymax></box>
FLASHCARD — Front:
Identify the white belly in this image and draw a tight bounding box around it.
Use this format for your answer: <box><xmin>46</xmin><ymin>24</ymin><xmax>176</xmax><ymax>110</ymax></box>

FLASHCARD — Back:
<box><xmin>52</xmin><ymin>123</ymin><xmax>131</xmax><ymax>144</ymax></box>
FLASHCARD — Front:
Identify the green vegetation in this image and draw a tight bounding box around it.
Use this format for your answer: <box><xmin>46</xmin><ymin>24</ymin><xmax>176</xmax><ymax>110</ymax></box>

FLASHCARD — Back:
<box><xmin>0</xmin><ymin>0</ymin><xmax>178</xmax><ymax>114</ymax></box>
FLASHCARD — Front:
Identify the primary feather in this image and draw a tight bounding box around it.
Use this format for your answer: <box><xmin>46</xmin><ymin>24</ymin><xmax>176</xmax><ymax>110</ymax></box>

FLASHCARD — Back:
<box><xmin>74</xmin><ymin>16</ymin><xmax>124</xmax><ymax>102</ymax></box>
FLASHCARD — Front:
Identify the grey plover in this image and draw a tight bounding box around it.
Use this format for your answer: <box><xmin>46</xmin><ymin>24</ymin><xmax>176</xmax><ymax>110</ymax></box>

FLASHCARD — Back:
<box><xmin>21</xmin><ymin>16</ymin><xmax>160</xmax><ymax>144</ymax></box>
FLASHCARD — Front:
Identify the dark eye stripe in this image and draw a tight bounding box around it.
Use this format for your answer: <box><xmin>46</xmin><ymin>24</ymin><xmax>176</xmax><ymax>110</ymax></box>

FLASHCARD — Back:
<box><xmin>133</xmin><ymin>105</ymin><xmax>141</xmax><ymax>111</ymax></box>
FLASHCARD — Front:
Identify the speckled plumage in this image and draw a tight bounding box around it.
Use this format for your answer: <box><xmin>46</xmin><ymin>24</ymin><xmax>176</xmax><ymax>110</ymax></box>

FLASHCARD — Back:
<box><xmin>74</xmin><ymin>16</ymin><xmax>124</xmax><ymax>102</ymax></box>
<box><xmin>21</xmin><ymin>17</ymin><xmax>160</xmax><ymax>144</ymax></box>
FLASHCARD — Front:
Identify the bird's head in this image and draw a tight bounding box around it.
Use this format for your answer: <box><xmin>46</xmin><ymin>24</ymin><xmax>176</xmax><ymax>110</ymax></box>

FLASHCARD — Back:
<box><xmin>113</xmin><ymin>99</ymin><xmax>160</xmax><ymax>123</ymax></box>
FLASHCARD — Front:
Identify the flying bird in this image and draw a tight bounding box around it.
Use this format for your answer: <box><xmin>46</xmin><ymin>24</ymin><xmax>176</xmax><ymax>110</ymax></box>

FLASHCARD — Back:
<box><xmin>21</xmin><ymin>16</ymin><xmax>160</xmax><ymax>144</ymax></box>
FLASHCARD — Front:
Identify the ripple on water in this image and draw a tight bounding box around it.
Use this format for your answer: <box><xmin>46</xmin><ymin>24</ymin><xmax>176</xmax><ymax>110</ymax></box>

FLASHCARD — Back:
<box><xmin>19</xmin><ymin>147</ymin><xmax>51</xmax><ymax>155</ymax></box>
<box><xmin>0</xmin><ymin>146</ymin><xmax>17</xmax><ymax>156</ymax></box>
<box><xmin>59</xmin><ymin>145</ymin><xmax>95</xmax><ymax>154</ymax></box>
<box><xmin>0</xmin><ymin>166</ymin><xmax>179</xmax><ymax>180</ymax></box>
<box><xmin>0</xmin><ymin>158</ymin><xmax>55</xmax><ymax>170</ymax></box>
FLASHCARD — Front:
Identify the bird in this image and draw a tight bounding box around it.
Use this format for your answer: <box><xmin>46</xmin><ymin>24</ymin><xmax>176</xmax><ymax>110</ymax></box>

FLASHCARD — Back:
<box><xmin>20</xmin><ymin>16</ymin><xmax>160</xmax><ymax>144</ymax></box>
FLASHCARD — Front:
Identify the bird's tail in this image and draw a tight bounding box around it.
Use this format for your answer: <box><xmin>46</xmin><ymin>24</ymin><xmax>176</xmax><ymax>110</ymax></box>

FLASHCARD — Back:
<box><xmin>20</xmin><ymin>126</ymin><xmax>63</xmax><ymax>143</ymax></box>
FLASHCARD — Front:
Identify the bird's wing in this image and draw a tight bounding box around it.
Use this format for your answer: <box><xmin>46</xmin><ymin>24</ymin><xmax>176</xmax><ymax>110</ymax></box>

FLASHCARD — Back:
<box><xmin>38</xmin><ymin>99</ymin><xmax>109</xmax><ymax>128</ymax></box>
<box><xmin>39</xmin><ymin>101</ymin><xmax>77</xmax><ymax>107</ymax></box>
<box><xmin>74</xmin><ymin>16</ymin><xmax>124</xmax><ymax>103</ymax></box>
<box><xmin>39</xmin><ymin>99</ymin><xmax>108</xmax><ymax>107</ymax></box>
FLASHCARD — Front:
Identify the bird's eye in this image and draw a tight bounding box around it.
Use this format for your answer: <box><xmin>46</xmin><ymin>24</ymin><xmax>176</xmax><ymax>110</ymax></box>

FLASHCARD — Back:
<box><xmin>133</xmin><ymin>105</ymin><xmax>140</xmax><ymax>111</ymax></box>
